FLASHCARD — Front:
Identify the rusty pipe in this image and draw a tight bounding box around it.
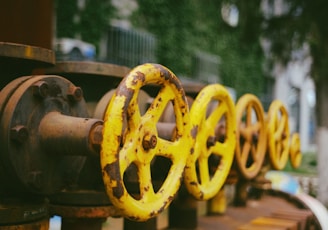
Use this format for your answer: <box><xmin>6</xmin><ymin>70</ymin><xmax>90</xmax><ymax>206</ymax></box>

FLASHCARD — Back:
<box><xmin>39</xmin><ymin>112</ymin><xmax>226</xmax><ymax>157</ymax></box>
<box><xmin>39</xmin><ymin>111</ymin><xmax>103</xmax><ymax>157</ymax></box>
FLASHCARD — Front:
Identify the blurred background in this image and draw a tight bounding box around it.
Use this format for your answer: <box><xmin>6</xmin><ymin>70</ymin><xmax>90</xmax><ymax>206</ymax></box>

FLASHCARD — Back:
<box><xmin>1</xmin><ymin>0</ymin><xmax>328</xmax><ymax>222</ymax></box>
<box><xmin>52</xmin><ymin>0</ymin><xmax>318</xmax><ymax>155</ymax></box>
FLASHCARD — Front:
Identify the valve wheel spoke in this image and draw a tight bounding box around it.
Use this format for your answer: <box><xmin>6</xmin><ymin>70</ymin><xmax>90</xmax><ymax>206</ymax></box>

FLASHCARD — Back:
<box><xmin>145</xmin><ymin>86</ymin><xmax>174</xmax><ymax>122</ymax></box>
<box><xmin>138</xmin><ymin>163</ymin><xmax>155</xmax><ymax>199</ymax></box>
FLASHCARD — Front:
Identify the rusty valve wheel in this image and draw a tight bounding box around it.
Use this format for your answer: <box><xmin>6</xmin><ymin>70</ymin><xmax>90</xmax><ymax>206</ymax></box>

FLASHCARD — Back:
<box><xmin>100</xmin><ymin>63</ymin><xmax>191</xmax><ymax>221</ymax></box>
<box><xmin>235</xmin><ymin>94</ymin><xmax>267</xmax><ymax>180</ymax></box>
<box><xmin>289</xmin><ymin>133</ymin><xmax>302</xmax><ymax>169</ymax></box>
<box><xmin>184</xmin><ymin>84</ymin><xmax>236</xmax><ymax>200</ymax></box>
<box><xmin>267</xmin><ymin>100</ymin><xmax>290</xmax><ymax>170</ymax></box>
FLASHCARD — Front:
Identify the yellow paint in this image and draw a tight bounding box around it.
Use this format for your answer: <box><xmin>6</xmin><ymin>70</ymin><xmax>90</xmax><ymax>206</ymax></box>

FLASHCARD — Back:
<box><xmin>235</xmin><ymin>94</ymin><xmax>267</xmax><ymax>179</ymax></box>
<box><xmin>207</xmin><ymin>188</ymin><xmax>227</xmax><ymax>214</ymax></box>
<box><xmin>184</xmin><ymin>84</ymin><xmax>236</xmax><ymax>200</ymax></box>
<box><xmin>100</xmin><ymin>63</ymin><xmax>191</xmax><ymax>221</ymax></box>
<box><xmin>290</xmin><ymin>133</ymin><xmax>302</xmax><ymax>168</ymax></box>
<box><xmin>267</xmin><ymin>100</ymin><xmax>290</xmax><ymax>170</ymax></box>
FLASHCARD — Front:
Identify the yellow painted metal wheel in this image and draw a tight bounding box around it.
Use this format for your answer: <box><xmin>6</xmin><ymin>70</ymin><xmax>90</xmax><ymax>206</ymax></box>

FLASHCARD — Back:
<box><xmin>184</xmin><ymin>84</ymin><xmax>236</xmax><ymax>200</ymax></box>
<box><xmin>235</xmin><ymin>94</ymin><xmax>267</xmax><ymax>179</ymax></box>
<box><xmin>100</xmin><ymin>63</ymin><xmax>191</xmax><ymax>221</ymax></box>
<box><xmin>267</xmin><ymin>100</ymin><xmax>290</xmax><ymax>170</ymax></box>
<box><xmin>290</xmin><ymin>133</ymin><xmax>302</xmax><ymax>169</ymax></box>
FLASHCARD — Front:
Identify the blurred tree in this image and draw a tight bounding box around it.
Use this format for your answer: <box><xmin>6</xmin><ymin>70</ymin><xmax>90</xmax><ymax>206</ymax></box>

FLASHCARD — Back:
<box><xmin>134</xmin><ymin>0</ymin><xmax>328</xmax><ymax>205</ymax></box>
<box><xmin>261</xmin><ymin>0</ymin><xmax>328</xmax><ymax>206</ymax></box>
<box><xmin>55</xmin><ymin>0</ymin><xmax>78</xmax><ymax>38</ymax></box>
<box><xmin>55</xmin><ymin>0</ymin><xmax>114</xmax><ymax>51</ymax></box>
<box><xmin>132</xmin><ymin>0</ymin><xmax>266</xmax><ymax>98</ymax></box>
<box><xmin>131</xmin><ymin>0</ymin><xmax>196</xmax><ymax>75</ymax></box>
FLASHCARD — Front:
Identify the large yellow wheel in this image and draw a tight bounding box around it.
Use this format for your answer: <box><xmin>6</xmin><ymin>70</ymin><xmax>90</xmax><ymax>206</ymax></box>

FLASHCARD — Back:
<box><xmin>235</xmin><ymin>94</ymin><xmax>267</xmax><ymax>180</ymax></box>
<box><xmin>184</xmin><ymin>84</ymin><xmax>236</xmax><ymax>200</ymax></box>
<box><xmin>290</xmin><ymin>133</ymin><xmax>302</xmax><ymax>169</ymax></box>
<box><xmin>267</xmin><ymin>100</ymin><xmax>290</xmax><ymax>170</ymax></box>
<box><xmin>100</xmin><ymin>63</ymin><xmax>191</xmax><ymax>221</ymax></box>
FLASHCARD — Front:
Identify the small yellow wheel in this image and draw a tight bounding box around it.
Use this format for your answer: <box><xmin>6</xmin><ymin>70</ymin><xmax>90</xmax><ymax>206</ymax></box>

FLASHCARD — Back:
<box><xmin>101</xmin><ymin>63</ymin><xmax>191</xmax><ymax>221</ymax></box>
<box><xmin>267</xmin><ymin>100</ymin><xmax>290</xmax><ymax>170</ymax></box>
<box><xmin>184</xmin><ymin>84</ymin><xmax>236</xmax><ymax>200</ymax></box>
<box><xmin>235</xmin><ymin>94</ymin><xmax>267</xmax><ymax>180</ymax></box>
<box><xmin>290</xmin><ymin>133</ymin><xmax>302</xmax><ymax>169</ymax></box>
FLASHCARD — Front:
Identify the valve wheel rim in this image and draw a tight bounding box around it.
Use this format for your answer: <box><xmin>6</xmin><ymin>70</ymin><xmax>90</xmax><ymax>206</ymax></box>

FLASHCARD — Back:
<box><xmin>184</xmin><ymin>84</ymin><xmax>236</xmax><ymax>200</ymax></box>
<box><xmin>235</xmin><ymin>94</ymin><xmax>267</xmax><ymax>179</ymax></box>
<box><xmin>267</xmin><ymin>100</ymin><xmax>290</xmax><ymax>170</ymax></box>
<box><xmin>290</xmin><ymin>133</ymin><xmax>302</xmax><ymax>169</ymax></box>
<box><xmin>100</xmin><ymin>63</ymin><xmax>191</xmax><ymax>221</ymax></box>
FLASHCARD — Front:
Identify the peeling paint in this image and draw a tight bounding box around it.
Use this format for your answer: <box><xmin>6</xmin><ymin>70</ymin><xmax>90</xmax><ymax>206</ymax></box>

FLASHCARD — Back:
<box><xmin>104</xmin><ymin>163</ymin><xmax>124</xmax><ymax>199</ymax></box>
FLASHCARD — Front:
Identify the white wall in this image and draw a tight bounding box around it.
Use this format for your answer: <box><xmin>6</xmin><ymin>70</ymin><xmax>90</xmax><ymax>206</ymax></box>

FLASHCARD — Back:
<box><xmin>272</xmin><ymin>55</ymin><xmax>315</xmax><ymax>152</ymax></box>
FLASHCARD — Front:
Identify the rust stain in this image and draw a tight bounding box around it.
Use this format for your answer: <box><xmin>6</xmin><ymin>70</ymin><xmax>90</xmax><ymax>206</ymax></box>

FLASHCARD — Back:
<box><xmin>104</xmin><ymin>163</ymin><xmax>124</xmax><ymax>199</ymax></box>
<box><xmin>190</xmin><ymin>147</ymin><xmax>194</xmax><ymax>155</ymax></box>
<box><xmin>132</xmin><ymin>71</ymin><xmax>146</xmax><ymax>85</ymax></box>
<box><xmin>117</xmin><ymin>82</ymin><xmax>134</xmax><ymax>112</ymax></box>
<box><xmin>190</xmin><ymin>181</ymin><xmax>197</xmax><ymax>186</ymax></box>
<box><xmin>191</xmin><ymin>125</ymin><xmax>198</xmax><ymax>139</ymax></box>
<box><xmin>128</xmin><ymin>215</ymin><xmax>141</xmax><ymax>221</ymax></box>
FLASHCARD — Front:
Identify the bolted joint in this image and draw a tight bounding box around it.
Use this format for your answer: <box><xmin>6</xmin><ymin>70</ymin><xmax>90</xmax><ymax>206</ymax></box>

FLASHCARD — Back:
<box><xmin>67</xmin><ymin>86</ymin><xmax>83</xmax><ymax>102</ymax></box>
<box><xmin>10</xmin><ymin>125</ymin><xmax>29</xmax><ymax>143</ymax></box>
<box><xmin>32</xmin><ymin>80</ymin><xmax>49</xmax><ymax>98</ymax></box>
<box><xmin>142</xmin><ymin>134</ymin><xmax>157</xmax><ymax>151</ymax></box>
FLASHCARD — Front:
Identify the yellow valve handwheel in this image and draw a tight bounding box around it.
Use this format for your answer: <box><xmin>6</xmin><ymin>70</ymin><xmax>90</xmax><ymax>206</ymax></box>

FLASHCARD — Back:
<box><xmin>235</xmin><ymin>94</ymin><xmax>267</xmax><ymax>179</ymax></box>
<box><xmin>290</xmin><ymin>133</ymin><xmax>302</xmax><ymax>169</ymax></box>
<box><xmin>184</xmin><ymin>84</ymin><xmax>236</xmax><ymax>200</ymax></box>
<box><xmin>267</xmin><ymin>100</ymin><xmax>290</xmax><ymax>170</ymax></box>
<box><xmin>100</xmin><ymin>63</ymin><xmax>191</xmax><ymax>221</ymax></box>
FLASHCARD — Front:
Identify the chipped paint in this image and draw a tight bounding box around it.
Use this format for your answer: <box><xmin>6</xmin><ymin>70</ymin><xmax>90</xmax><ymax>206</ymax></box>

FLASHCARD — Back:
<box><xmin>100</xmin><ymin>63</ymin><xmax>191</xmax><ymax>221</ymax></box>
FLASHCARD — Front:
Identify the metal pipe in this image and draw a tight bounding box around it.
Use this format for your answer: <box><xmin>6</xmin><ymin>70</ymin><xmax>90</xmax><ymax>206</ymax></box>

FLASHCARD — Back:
<box><xmin>39</xmin><ymin>112</ymin><xmax>103</xmax><ymax>157</ymax></box>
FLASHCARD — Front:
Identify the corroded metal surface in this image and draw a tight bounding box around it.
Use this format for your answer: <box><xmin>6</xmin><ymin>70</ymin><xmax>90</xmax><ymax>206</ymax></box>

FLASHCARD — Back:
<box><xmin>50</xmin><ymin>190</ymin><xmax>111</xmax><ymax>206</ymax></box>
<box><xmin>41</xmin><ymin>61</ymin><xmax>131</xmax><ymax>112</ymax></box>
<box><xmin>0</xmin><ymin>199</ymin><xmax>48</xmax><ymax>225</ymax></box>
<box><xmin>0</xmin><ymin>218</ymin><xmax>49</xmax><ymax>230</ymax></box>
<box><xmin>43</xmin><ymin>61</ymin><xmax>130</xmax><ymax>78</ymax></box>
<box><xmin>0</xmin><ymin>42</ymin><xmax>55</xmax><ymax>64</ymax></box>
<box><xmin>0</xmin><ymin>42</ymin><xmax>55</xmax><ymax>88</ymax></box>
<box><xmin>0</xmin><ymin>75</ymin><xmax>89</xmax><ymax>195</ymax></box>
<box><xmin>50</xmin><ymin>204</ymin><xmax>120</xmax><ymax>218</ymax></box>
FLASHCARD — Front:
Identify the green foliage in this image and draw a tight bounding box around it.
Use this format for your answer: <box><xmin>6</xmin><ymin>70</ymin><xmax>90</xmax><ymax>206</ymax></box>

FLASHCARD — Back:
<box><xmin>263</xmin><ymin>0</ymin><xmax>328</xmax><ymax>82</ymax></box>
<box><xmin>55</xmin><ymin>0</ymin><xmax>79</xmax><ymax>38</ymax></box>
<box><xmin>283</xmin><ymin>152</ymin><xmax>317</xmax><ymax>176</ymax></box>
<box><xmin>132</xmin><ymin>0</ymin><xmax>266</xmax><ymax>98</ymax></box>
<box><xmin>55</xmin><ymin>0</ymin><xmax>114</xmax><ymax>51</ymax></box>
<box><xmin>132</xmin><ymin>0</ymin><xmax>196</xmax><ymax>75</ymax></box>
<box><xmin>79</xmin><ymin>0</ymin><xmax>113</xmax><ymax>46</ymax></box>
